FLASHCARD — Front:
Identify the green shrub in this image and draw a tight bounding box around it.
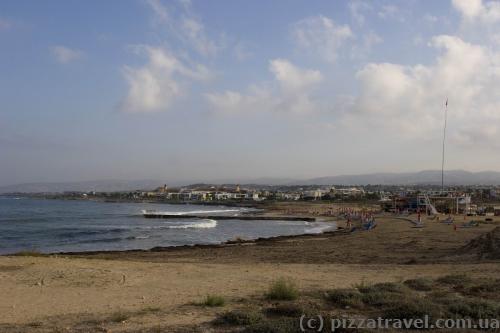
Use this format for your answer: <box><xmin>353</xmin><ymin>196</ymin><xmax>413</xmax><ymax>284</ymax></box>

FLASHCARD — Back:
<box><xmin>266</xmin><ymin>278</ymin><xmax>299</xmax><ymax>301</ymax></box>
<box><xmin>404</xmin><ymin>278</ymin><xmax>434</xmax><ymax>291</ymax></box>
<box><xmin>467</xmin><ymin>279</ymin><xmax>500</xmax><ymax>294</ymax></box>
<box><xmin>109</xmin><ymin>311</ymin><xmax>130</xmax><ymax>323</ymax></box>
<box><xmin>357</xmin><ymin>282</ymin><xmax>410</xmax><ymax>308</ymax></box>
<box><xmin>243</xmin><ymin>318</ymin><xmax>299</xmax><ymax>333</ymax></box>
<box><xmin>201</xmin><ymin>295</ymin><xmax>225</xmax><ymax>307</ymax></box>
<box><xmin>447</xmin><ymin>299</ymin><xmax>500</xmax><ymax>319</ymax></box>
<box><xmin>361</xmin><ymin>290</ymin><xmax>401</xmax><ymax>308</ymax></box>
<box><xmin>430</xmin><ymin>292</ymin><xmax>463</xmax><ymax>306</ymax></box>
<box><xmin>218</xmin><ymin>310</ymin><xmax>264</xmax><ymax>326</ymax></box>
<box><xmin>138</xmin><ymin>306</ymin><xmax>161</xmax><ymax>315</ymax></box>
<box><xmin>327</xmin><ymin>289</ymin><xmax>363</xmax><ymax>308</ymax></box>
<box><xmin>266</xmin><ymin>303</ymin><xmax>304</xmax><ymax>317</ymax></box>
<box><xmin>437</xmin><ymin>274</ymin><xmax>472</xmax><ymax>287</ymax></box>
<box><xmin>382</xmin><ymin>298</ymin><xmax>442</xmax><ymax>321</ymax></box>
<box><xmin>358</xmin><ymin>282</ymin><xmax>407</xmax><ymax>294</ymax></box>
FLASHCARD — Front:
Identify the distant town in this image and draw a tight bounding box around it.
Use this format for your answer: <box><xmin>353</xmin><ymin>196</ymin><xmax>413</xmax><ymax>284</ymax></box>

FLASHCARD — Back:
<box><xmin>12</xmin><ymin>183</ymin><xmax>500</xmax><ymax>216</ymax></box>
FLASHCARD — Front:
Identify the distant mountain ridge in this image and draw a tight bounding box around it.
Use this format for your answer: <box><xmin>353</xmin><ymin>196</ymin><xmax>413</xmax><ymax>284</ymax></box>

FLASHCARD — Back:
<box><xmin>0</xmin><ymin>179</ymin><xmax>172</xmax><ymax>194</ymax></box>
<box><xmin>1</xmin><ymin>170</ymin><xmax>500</xmax><ymax>193</ymax></box>
<box><xmin>300</xmin><ymin>170</ymin><xmax>500</xmax><ymax>186</ymax></box>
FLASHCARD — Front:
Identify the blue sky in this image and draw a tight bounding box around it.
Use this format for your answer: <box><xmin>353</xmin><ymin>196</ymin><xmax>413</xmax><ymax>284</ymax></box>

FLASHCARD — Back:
<box><xmin>1</xmin><ymin>0</ymin><xmax>500</xmax><ymax>185</ymax></box>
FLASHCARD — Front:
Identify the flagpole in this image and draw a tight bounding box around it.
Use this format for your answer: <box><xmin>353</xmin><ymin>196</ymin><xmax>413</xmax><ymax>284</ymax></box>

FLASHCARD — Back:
<box><xmin>441</xmin><ymin>98</ymin><xmax>448</xmax><ymax>195</ymax></box>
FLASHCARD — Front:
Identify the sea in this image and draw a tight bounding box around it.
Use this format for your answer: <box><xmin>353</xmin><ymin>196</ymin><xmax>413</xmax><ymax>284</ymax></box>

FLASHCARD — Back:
<box><xmin>0</xmin><ymin>197</ymin><xmax>335</xmax><ymax>255</ymax></box>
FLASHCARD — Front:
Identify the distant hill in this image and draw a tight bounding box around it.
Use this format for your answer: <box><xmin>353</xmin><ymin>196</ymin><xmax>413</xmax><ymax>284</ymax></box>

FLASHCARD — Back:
<box><xmin>2</xmin><ymin>170</ymin><xmax>500</xmax><ymax>193</ymax></box>
<box><xmin>300</xmin><ymin>170</ymin><xmax>500</xmax><ymax>186</ymax></box>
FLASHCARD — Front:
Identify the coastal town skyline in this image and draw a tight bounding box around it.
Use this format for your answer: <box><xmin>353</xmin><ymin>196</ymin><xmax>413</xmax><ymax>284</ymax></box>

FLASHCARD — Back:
<box><xmin>2</xmin><ymin>0</ymin><xmax>500</xmax><ymax>186</ymax></box>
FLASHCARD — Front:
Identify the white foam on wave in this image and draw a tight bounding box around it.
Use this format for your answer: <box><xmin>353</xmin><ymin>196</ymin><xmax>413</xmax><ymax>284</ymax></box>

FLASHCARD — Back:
<box><xmin>304</xmin><ymin>223</ymin><xmax>336</xmax><ymax>234</ymax></box>
<box><xmin>167</xmin><ymin>219</ymin><xmax>218</xmax><ymax>229</ymax></box>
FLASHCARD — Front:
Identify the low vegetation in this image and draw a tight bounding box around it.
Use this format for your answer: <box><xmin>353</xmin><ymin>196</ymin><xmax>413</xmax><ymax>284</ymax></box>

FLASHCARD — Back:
<box><xmin>404</xmin><ymin>277</ymin><xmax>434</xmax><ymax>291</ymax></box>
<box><xmin>326</xmin><ymin>289</ymin><xmax>363</xmax><ymax>308</ymax></box>
<box><xmin>436</xmin><ymin>273</ymin><xmax>472</xmax><ymax>287</ymax></box>
<box><xmin>211</xmin><ymin>275</ymin><xmax>500</xmax><ymax>332</ymax></box>
<box><xmin>109</xmin><ymin>311</ymin><xmax>130</xmax><ymax>323</ymax></box>
<box><xmin>217</xmin><ymin>309</ymin><xmax>264</xmax><ymax>326</ymax></box>
<box><xmin>200</xmin><ymin>295</ymin><xmax>226</xmax><ymax>307</ymax></box>
<box><xmin>266</xmin><ymin>278</ymin><xmax>299</xmax><ymax>301</ymax></box>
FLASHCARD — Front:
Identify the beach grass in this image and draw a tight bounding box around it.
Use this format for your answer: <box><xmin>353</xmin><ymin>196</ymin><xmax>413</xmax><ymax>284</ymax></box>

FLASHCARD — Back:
<box><xmin>404</xmin><ymin>277</ymin><xmax>434</xmax><ymax>291</ymax></box>
<box><xmin>436</xmin><ymin>273</ymin><xmax>472</xmax><ymax>287</ymax></box>
<box><xmin>138</xmin><ymin>306</ymin><xmax>162</xmax><ymax>315</ymax></box>
<box><xmin>109</xmin><ymin>311</ymin><xmax>130</xmax><ymax>323</ymax></box>
<box><xmin>326</xmin><ymin>288</ymin><xmax>363</xmax><ymax>308</ymax></box>
<box><xmin>265</xmin><ymin>303</ymin><xmax>305</xmax><ymax>317</ymax></box>
<box><xmin>213</xmin><ymin>275</ymin><xmax>500</xmax><ymax>332</ymax></box>
<box><xmin>201</xmin><ymin>295</ymin><xmax>226</xmax><ymax>307</ymax></box>
<box><xmin>217</xmin><ymin>309</ymin><xmax>264</xmax><ymax>326</ymax></box>
<box><xmin>266</xmin><ymin>278</ymin><xmax>299</xmax><ymax>301</ymax></box>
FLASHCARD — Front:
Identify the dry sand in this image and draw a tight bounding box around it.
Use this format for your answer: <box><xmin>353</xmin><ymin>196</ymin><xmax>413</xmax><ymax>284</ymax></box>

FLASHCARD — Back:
<box><xmin>1</xmin><ymin>202</ymin><xmax>499</xmax><ymax>332</ymax></box>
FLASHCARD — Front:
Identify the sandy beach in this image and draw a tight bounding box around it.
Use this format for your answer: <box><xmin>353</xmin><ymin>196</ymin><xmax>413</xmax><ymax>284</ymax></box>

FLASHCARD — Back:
<box><xmin>1</xmin><ymin>202</ymin><xmax>499</xmax><ymax>332</ymax></box>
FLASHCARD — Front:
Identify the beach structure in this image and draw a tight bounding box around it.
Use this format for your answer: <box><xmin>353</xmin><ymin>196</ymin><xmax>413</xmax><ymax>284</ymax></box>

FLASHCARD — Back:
<box><xmin>382</xmin><ymin>192</ymin><xmax>472</xmax><ymax>215</ymax></box>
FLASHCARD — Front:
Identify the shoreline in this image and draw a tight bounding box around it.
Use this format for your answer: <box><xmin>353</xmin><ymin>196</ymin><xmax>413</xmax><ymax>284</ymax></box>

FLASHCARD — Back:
<box><xmin>47</xmin><ymin>227</ymin><xmax>341</xmax><ymax>257</ymax></box>
<box><xmin>1</xmin><ymin>204</ymin><xmax>500</xmax><ymax>331</ymax></box>
<box><xmin>3</xmin><ymin>199</ymin><xmax>342</xmax><ymax>256</ymax></box>
<box><xmin>5</xmin><ymin>222</ymin><xmax>340</xmax><ymax>257</ymax></box>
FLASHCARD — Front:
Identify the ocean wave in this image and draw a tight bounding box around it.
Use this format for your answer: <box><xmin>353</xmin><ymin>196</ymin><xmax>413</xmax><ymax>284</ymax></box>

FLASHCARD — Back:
<box><xmin>57</xmin><ymin>228</ymin><xmax>126</xmax><ymax>238</ymax></box>
<box><xmin>304</xmin><ymin>223</ymin><xmax>335</xmax><ymax>234</ymax></box>
<box><xmin>167</xmin><ymin>219</ymin><xmax>217</xmax><ymax>229</ymax></box>
<box><xmin>126</xmin><ymin>235</ymin><xmax>150</xmax><ymax>240</ymax></box>
<box><xmin>83</xmin><ymin>237</ymin><xmax>124</xmax><ymax>244</ymax></box>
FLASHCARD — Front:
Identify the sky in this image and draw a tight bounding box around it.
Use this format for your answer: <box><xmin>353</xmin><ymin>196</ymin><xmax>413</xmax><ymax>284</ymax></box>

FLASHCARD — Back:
<box><xmin>1</xmin><ymin>0</ymin><xmax>500</xmax><ymax>185</ymax></box>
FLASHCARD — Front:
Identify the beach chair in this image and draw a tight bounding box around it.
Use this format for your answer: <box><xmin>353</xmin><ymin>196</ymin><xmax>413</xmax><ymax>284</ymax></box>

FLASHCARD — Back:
<box><xmin>460</xmin><ymin>220</ymin><xmax>479</xmax><ymax>228</ymax></box>
<box><xmin>441</xmin><ymin>217</ymin><xmax>454</xmax><ymax>225</ymax></box>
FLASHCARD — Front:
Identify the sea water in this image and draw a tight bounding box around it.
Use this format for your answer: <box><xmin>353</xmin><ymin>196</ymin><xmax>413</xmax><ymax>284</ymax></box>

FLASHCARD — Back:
<box><xmin>0</xmin><ymin>197</ymin><xmax>335</xmax><ymax>254</ymax></box>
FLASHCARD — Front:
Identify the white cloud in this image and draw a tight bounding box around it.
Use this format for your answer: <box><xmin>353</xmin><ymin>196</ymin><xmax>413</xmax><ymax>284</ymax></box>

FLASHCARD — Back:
<box><xmin>146</xmin><ymin>0</ymin><xmax>217</xmax><ymax>57</ymax></box>
<box><xmin>452</xmin><ymin>0</ymin><xmax>500</xmax><ymax>24</ymax></box>
<box><xmin>292</xmin><ymin>15</ymin><xmax>353</xmax><ymax>63</ymax></box>
<box><xmin>51</xmin><ymin>46</ymin><xmax>83</xmax><ymax>64</ymax></box>
<box><xmin>377</xmin><ymin>5</ymin><xmax>402</xmax><ymax>21</ymax></box>
<box><xmin>120</xmin><ymin>46</ymin><xmax>211</xmax><ymax>113</ymax></box>
<box><xmin>423</xmin><ymin>13</ymin><xmax>438</xmax><ymax>24</ymax></box>
<box><xmin>346</xmin><ymin>35</ymin><xmax>500</xmax><ymax>147</ymax></box>
<box><xmin>348</xmin><ymin>1</ymin><xmax>371</xmax><ymax>26</ymax></box>
<box><xmin>205</xmin><ymin>59</ymin><xmax>323</xmax><ymax>115</ymax></box>
<box><xmin>351</xmin><ymin>31</ymin><xmax>383</xmax><ymax>59</ymax></box>
<box><xmin>147</xmin><ymin>0</ymin><xmax>169</xmax><ymax>22</ymax></box>
<box><xmin>269</xmin><ymin>58</ymin><xmax>323</xmax><ymax>92</ymax></box>
<box><xmin>233</xmin><ymin>41</ymin><xmax>253</xmax><ymax>61</ymax></box>
<box><xmin>492</xmin><ymin>33</ymin><xmax>500</xmax><ymax>45</ymax></box>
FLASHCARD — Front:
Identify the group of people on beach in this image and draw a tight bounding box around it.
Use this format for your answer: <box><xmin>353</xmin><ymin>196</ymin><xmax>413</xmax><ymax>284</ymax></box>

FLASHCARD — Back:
<box><xmin>340</xmin><ymin>208</ymin><xmax>377</xmax><ymax>231</ymax></box>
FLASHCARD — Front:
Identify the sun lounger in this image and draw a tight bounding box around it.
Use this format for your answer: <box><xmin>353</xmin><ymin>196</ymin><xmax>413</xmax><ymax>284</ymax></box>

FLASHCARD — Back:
<box><xmin>460</xmin><ymin>221</ymin><xmax>479</xmax><ymax>228</ymax></box>
<box><xmin>441</xmin><ymin>217</ymin><xmax>454</xmax><ymax>225</ymax></box>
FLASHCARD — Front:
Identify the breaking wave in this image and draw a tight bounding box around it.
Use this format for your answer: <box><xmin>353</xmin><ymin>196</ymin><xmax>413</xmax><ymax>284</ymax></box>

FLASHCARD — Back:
<box><xmin>167</xmin><ymin>219</ymin><xmax>217</xmax><ymax>229</ymax></box>
<box><xmin>304</xmin><ymin>223</ymin><xmax>336</xmax><ymax>234</ymax></box>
